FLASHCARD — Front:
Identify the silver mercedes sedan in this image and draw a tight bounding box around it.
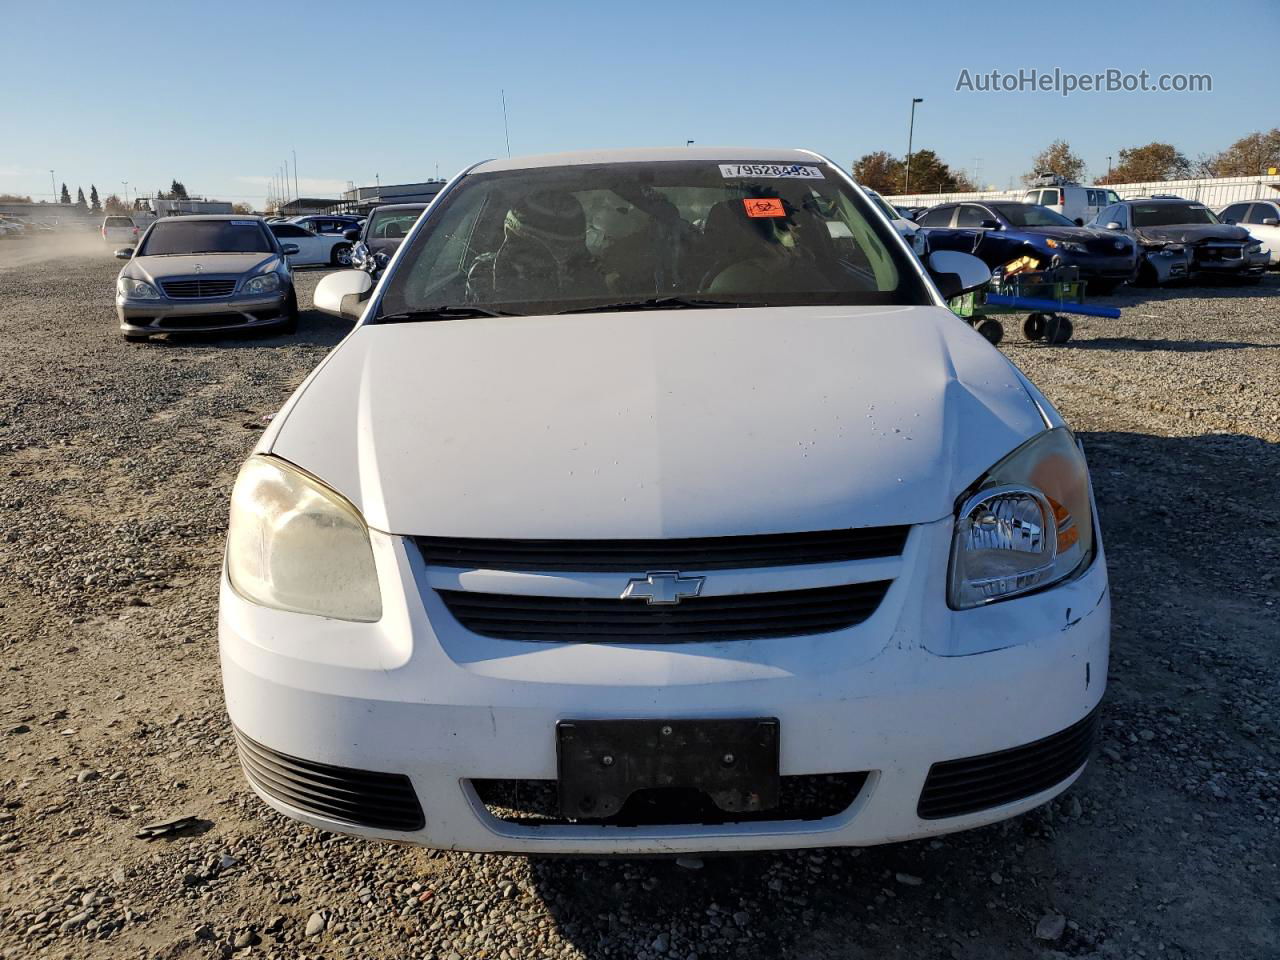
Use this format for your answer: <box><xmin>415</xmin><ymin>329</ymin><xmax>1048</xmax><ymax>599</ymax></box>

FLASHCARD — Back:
<box><xmin>114</xmin><ymin>215</ymin><xmax>300</xmax><ymax>341</ymax></box>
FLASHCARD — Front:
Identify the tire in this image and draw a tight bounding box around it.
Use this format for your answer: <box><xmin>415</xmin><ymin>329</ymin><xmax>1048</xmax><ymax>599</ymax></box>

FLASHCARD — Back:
<box><xmin>330</xmin><ymin>243</ymin><xmax>353</xmax><ymax>268</ymax></box>
<box><xmin>1089</xmin><ymin>279</ymin><xmax>1121</xmax><ymax>295</ymax></box>
<box><xmin>1133</xmin><ymin>262</ymin><xmax>1158</xmax><ymax>288</ymax></box>
<box><xmin>976</xmin><ymin>319</ymin><xmax>1004</xmax><ymax>346</ymax></box>
<box><xmin>276</xmin><ymin>288</ymin><xmax>299</xmax><ymax>335</ymax></box>
<box><xmin>124</xmin><ymin>334</ymin><xmax>149</xmax><ymax>343</ymax></box>
<box><xmin>1023</xmin><ymin>312</ymin><xmax>1048</xmax><ymax>341</ymax></box>
<box><xmin>1046</xmin><ymin>315</ymin><xmax>1073</xmax><ymax>345</ymax></box>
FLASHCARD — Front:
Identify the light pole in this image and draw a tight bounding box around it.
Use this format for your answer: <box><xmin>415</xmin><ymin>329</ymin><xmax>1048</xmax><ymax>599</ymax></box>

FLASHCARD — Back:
<box><xmin>904</xmin><ymin>98</ymin><xmax>923</xmax><ymax>194</ymax></box>
<box><xmin>121</xmin><ymin>181</ymin><xmax>129</xmax><ymax>208</ymax></box>
<box><xmin>49</xmin><ymin>170</ymin><xmax>56</xmax><ymax>204</ymax></box>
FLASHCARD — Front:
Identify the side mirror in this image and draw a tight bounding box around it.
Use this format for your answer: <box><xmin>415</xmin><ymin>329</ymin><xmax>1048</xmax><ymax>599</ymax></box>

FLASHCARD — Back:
<box><xmin>1223</xmin><ymin>218</ymin><xmax>1237</xmax><ymax>225</ymax></box>
<box><xmin>114</xmin><ymin>247</ymin><xmax>134</xmax><ymax>260</ymax></box>
<box><xmin>1104</xmin><ymin>222</ymin><xmax>1122</xmax><ymax>231</ymax></box>
<box><xmin>927</xmin><ymin>250</ymin><xmax>991</xmax><ymax>300</ymax></box>
<box><xmin>314</xmin><ymin>269</ymin><xmax>374</xmax><ymax>320</ymax></box>
<box><xmin>979</xmin><ymin>219</ymin><xmax>1001</xmax><ymax>230</ymax></box>
<box><xmin>280</xmin><ymin>243</ymin><xmax>300</xmax><ymax>256</ymax></box>
<box><xmin>343</xmin><ymin>228</ymin><xmax>361</xmax><ymax>242</ymax></box>
<box><xmin>1074</xmin><ymin>218</ymin><xmax>1085</xmax><ymax>227</ymax></box>
<box><xmin>1263</xmin><ymin>218</ymin><xmax>1279</xmax><ymax>227</ymax></box>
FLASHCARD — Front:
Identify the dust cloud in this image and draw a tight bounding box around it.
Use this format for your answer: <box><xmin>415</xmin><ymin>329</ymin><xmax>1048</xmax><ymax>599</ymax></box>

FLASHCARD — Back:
<box><xmin>0</xmin><ymin>231</ymin><xmax>121</xmax><ymax>269</ymax></box>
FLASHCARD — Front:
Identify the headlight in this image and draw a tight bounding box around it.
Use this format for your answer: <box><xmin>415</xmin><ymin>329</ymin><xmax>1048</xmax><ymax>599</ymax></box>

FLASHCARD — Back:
<box><xmin>243</xmin><ymin>273</ymin><xmax>282</xmax><ymax>295</ymax></box>
<box><xmin>117</xmin><ymin>277</ymin><xmax>160</xmax><ymax>300</ymax></box>
<box><xmin>226</xmin><ymin>456</ymin><xmax>382</xmax><ymax>621</ymax></box>
<box><xmin>1246</xmin><ymin>241</ymin><xmax>1263</xmax><ymax>254</ymax></box>
<box><xmin>948</xmin><ymin>428</ymin><xmax>1094</xmax><ymax>609</ymax></box>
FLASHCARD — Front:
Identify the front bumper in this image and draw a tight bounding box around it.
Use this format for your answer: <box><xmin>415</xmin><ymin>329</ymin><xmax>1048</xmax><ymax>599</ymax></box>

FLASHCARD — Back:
<box><xmin>1188</xmin><ymin>247</ymin><xmax>1269</xmax><ymax>279</ymax></box>
<box><xmin>117</xmin><ymin>291</ymin><xmax>288</xmax><ymax>335</ymax></box>
<box><xmin>1053</xmin><ymin>251</ymin><xmax>1136</xmax><ymax>280</ymax></box>
<box><xmin>220</xmin><ymin>518</ymin><xmax>1110</xmax><ymax>854</ymax></box>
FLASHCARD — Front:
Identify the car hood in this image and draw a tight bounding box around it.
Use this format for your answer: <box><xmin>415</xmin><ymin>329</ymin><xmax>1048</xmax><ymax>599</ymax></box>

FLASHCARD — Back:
<box><xmin>1134</xmin><ymin>224</ymin><xmax>1250</xmax><ymax>245</ymax></box>
<box><xmin>1021</xmin><ymin>226</ymin><xmax>1121</xmax><ymax>242</ymax></box>
<box><xmin>122</xmin><ymin>253</ymin><xmax>281</xmax><ymax>281</ymax></box>
<box><xmin>267</xmin><ymin>306</ymin><xmax>1048</xmax><ymax>538</ymax></box>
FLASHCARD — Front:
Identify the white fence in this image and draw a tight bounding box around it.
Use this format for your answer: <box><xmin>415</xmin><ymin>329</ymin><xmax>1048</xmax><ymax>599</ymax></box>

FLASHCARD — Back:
<box><xmin>885</xmin><ymin>174</ymin><xmax>1280</xmax><ymax>211</ymax></box>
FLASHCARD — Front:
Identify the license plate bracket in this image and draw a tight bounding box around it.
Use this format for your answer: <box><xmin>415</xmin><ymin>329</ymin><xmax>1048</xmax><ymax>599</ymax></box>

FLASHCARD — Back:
<box><xmin>556</xmin><ymin>718</ymin><xmax>779</xmax><ymax>820</ymax></box>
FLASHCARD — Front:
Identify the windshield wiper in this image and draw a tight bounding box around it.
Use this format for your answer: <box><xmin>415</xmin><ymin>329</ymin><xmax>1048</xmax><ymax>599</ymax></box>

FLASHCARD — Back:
<box><xmin>377</xmin><ymin>306</ymin><xmax>523</xmax><ymax>323</ymax></box>
<box><xmin>558</xmin><ymin>296</ymin><xmax>766</xmax><ymax>315</ymax></box>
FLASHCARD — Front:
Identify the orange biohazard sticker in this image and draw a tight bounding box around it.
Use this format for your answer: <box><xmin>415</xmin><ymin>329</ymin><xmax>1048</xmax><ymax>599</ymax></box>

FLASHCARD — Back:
<box><xmin>743</xmin><ymin>197</ymin><xmax>786</xmax><ymax>218</ymax></box>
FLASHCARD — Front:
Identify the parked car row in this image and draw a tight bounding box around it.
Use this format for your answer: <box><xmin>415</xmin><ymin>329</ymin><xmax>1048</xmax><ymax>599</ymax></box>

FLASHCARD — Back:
<box><xmin>905</xmin><ymin>192</ymin><xmax>1273</xmax><ymax>291</ymax></box>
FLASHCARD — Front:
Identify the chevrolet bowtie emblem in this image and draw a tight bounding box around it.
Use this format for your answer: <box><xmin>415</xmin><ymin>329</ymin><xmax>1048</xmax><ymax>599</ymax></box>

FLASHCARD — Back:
<box><xmin>621</xmin><ymin>571</ymin><xmax>705</xmax><ymax>605</ymax></box>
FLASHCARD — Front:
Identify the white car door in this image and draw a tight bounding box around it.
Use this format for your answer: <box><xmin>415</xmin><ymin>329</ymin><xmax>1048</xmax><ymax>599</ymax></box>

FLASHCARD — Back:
<box><xmin>274</xmin><ymin>224</ymin><xmax>326</xmax><ymax>265</ymax></box>
<box><xmin>1244</xmin><ymin>202</ymin><xmax>1280</xmax><ymax>264</ymax></box>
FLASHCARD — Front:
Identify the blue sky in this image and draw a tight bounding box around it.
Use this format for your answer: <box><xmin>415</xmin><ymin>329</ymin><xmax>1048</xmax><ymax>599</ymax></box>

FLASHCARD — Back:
<box><xmin>2</xmin><ymin>0</ymin><xmax>1273</xmax><ymax>205</ymax></box>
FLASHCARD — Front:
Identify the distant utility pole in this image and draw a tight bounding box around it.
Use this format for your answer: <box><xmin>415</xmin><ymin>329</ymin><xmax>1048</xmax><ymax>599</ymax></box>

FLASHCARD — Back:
<box><xmin>501</xmin><ymin>89</ymin><xmax>511</xmax><ymax>157</ymax></box>
<box><xmin>904</xmin><ymin>97</ymin><xmax>923</xmax><ymax>193</ymax></box>
<box><xmin>1107</xmin><ymin>155</ymin><xmax>1113</xmax><ymax>176</ymax></box>
<box><xmin>121</xmin><ymin>181</ymin><xmax>129</xmax><ymax>207</ymax></box>
<box><xmin>49</xmin><ymin>169</ymin><xmax>56</xmax><ymax>203</ymax></box>
<box><xmin>293</xmin><ymin>149</ymin><xmax>299</xmax><ymax>199</ymax></box>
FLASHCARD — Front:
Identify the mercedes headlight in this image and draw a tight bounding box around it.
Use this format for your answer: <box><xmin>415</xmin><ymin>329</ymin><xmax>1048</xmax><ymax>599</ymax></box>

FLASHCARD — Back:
<box><xmin>948</xmin><ymin>428</ymin><xmax>1095</xmax><ymax>609</ymax></box>
<box><xmin>243</xmin><ymin>273</ymin><xmax>282</xmax><ymax>295</ymax></box>
<box><xmin>226</xmin><ymin>456</ymin><xmax>382</xmax><ymax>622</ymax></box>
<box><xmin>117</xmin><ymin>277</ymin><xmax>160</xmax><ymax>300</ymax></box>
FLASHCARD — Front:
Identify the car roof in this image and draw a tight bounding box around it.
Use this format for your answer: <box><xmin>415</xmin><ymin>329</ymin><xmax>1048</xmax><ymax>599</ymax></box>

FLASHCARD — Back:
<box><xmin>151</xmin><ymin>214</ymin><xmax>266</xmax><ymax>222</ymax></box>
<box><xmin>472</xmin><ymin>146</ymin><xmax>826</xmax><ymax>174</ymax></box>
<box><xmin>371</xmin><ymin>203</ymin><xmax>429</xmax><ymax>212</ymax></box>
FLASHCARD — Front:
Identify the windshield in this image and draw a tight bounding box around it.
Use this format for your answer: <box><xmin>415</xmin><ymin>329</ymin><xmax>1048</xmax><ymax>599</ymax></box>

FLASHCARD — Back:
<box><xmin>376</xmin><ymin>160</ymin><xmax>926</xmax><ymax>318</ymax></box>
<box><xmin>1131</xmin><ymin>203</ymin><xmax>1219</xmax><ymax>227</ymax></box>
<box><xmin>139</xmin><ymin>219</ymin><xmax>272</xmax><ymax>255</ymax></box>
<box><xmin>105</xmin><ymin>216</ymin><xmax>133</xmax><ymax>227</ymax></box>
<box><xmin>991</xmin><ymin>204</ymin><xmax>1077</xmax><ymax>228</ymax></box>
<box><xmin>369</xmin><ymin>209</ymin><xmax>424</xmax><ymax>240</ymax></box>
<box><xmin>865</xmin><ymin>192</ymin><xmax>901</xmax><ymax>222</ymax></box>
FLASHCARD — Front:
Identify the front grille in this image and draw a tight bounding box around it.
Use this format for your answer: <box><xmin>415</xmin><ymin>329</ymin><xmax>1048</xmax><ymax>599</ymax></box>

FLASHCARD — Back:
<box><xmin>234</xmin><ymin>728</ymin><xmax>424</xmax><ymax>832</ymax></box>
<box><xmin>437</xmin><ymin>581</ymin><xmax>891</xmax><ymax>643</ymax></box>
<box><xmin>917</xmin><ymin>706</ymin><xmax>1100</xmax><ymax>820</ymax></box>
<box><xmin>160</xmin><ymin>277</ymin><xmax>238</xmax><ymax>298</ymax></box>
<box><xmin>473</xmin><ymin>772</ymin><xmax>869</xmax><ymax>826</ymax></box>
<box><xmin>1195</xmin><ymin>243</ymin><xmax>1243</xmax><ymax>263</ymax></box>
<box><xmin>416</xmin><ymin>527</ymin><xmax>909</xmax><ymax>573</ymax></box>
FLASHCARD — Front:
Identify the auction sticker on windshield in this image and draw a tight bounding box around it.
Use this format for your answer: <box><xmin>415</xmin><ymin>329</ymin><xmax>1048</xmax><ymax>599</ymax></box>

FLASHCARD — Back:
<box><xmin>719</xmin><ymin>163</ymin><xmax>824</xmax><ymax>179</ymax></box>
<box><xmin>743</xmin><ymin>198</ymin><xmax>786</xmax><ymax>218</ymax></box>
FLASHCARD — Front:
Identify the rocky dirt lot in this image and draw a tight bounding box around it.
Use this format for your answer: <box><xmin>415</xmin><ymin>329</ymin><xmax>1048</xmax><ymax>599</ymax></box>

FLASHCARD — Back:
<box><xmin>0</xmin><ymin>240</ymin><xmax>1276</xmax><ymax>960</ymax></box>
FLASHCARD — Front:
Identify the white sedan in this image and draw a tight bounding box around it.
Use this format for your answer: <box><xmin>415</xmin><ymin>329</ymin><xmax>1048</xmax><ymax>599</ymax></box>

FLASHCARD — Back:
<box><xmin>267</xmin><ymin>222</ymin><xmax>353</xmax><ymax>267</ymax></box>
<box><xmin>1219</xmin><ymin>199</ymin><xmax>1280</xmax><ymax>266</ymax></box>
<box><xmin>221</xmin><ymin>147</ymin><xmax>1108</xmax><ymax>854</ymax></box>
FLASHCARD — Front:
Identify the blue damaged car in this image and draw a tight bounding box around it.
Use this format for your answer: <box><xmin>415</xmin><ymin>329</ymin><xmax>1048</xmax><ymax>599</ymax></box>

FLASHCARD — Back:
<box><xmin>916</xmin><ymin>201</ymin><xmax>1138</xmax><ymax>293</ymax></box>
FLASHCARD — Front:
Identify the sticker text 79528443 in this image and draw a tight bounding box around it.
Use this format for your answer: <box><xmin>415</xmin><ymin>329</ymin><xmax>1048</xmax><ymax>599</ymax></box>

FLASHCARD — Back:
<box><xmin>719</xmin><ymin>164</ymin><xmax>824</xmax><ymax>180</ymax></box>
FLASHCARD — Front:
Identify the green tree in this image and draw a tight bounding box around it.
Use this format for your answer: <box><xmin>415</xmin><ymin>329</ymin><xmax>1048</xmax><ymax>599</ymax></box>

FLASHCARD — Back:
<box><xmin>1097</xmin><ymin>142</ymin><xmax>1190</xmax><ymax>184</ymax></box>
<box><xmin>904</xmin><ymin>149</ymin><xmax>976</xmax><ymax>194</ymax></box>
<box><xmin>852</xmin><ymin>151</ymin><xmax>905</xmax><ymax>194</ymax></box>
<box><xmin>89</xmin><ymin>185</ymin><xmax>101</xmax><ymax>212</ymax></box>
<box><xmin>76</xmin><ymin>186</ymin><xmax>87</xmax><ymax>211</ymax></box>
<box><xmin>1025</xmin><ymin>140</ymin><xmax>1086</xmax><ymax>184</ymax></box>
<box><xmin>59</xmin><ymin>182</ymin><xmax>71</xmax><ymax>204</ymax></box>
<box><xmin>168</xmin><ymin>179</ymin><xmax>189</xmax><ymax>199</ymax></box>
<box><xmin>102</xmin><ymin>193</ymin><xmax>129</xmax><ymax>215</ymax></box>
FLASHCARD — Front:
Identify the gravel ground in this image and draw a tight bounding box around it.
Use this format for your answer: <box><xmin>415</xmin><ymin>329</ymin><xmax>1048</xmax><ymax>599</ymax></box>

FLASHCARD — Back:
<box><xmin>0</xmin><ymin>239</ymin><xmax>1276</xmax><ymax>960</ymax></box>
